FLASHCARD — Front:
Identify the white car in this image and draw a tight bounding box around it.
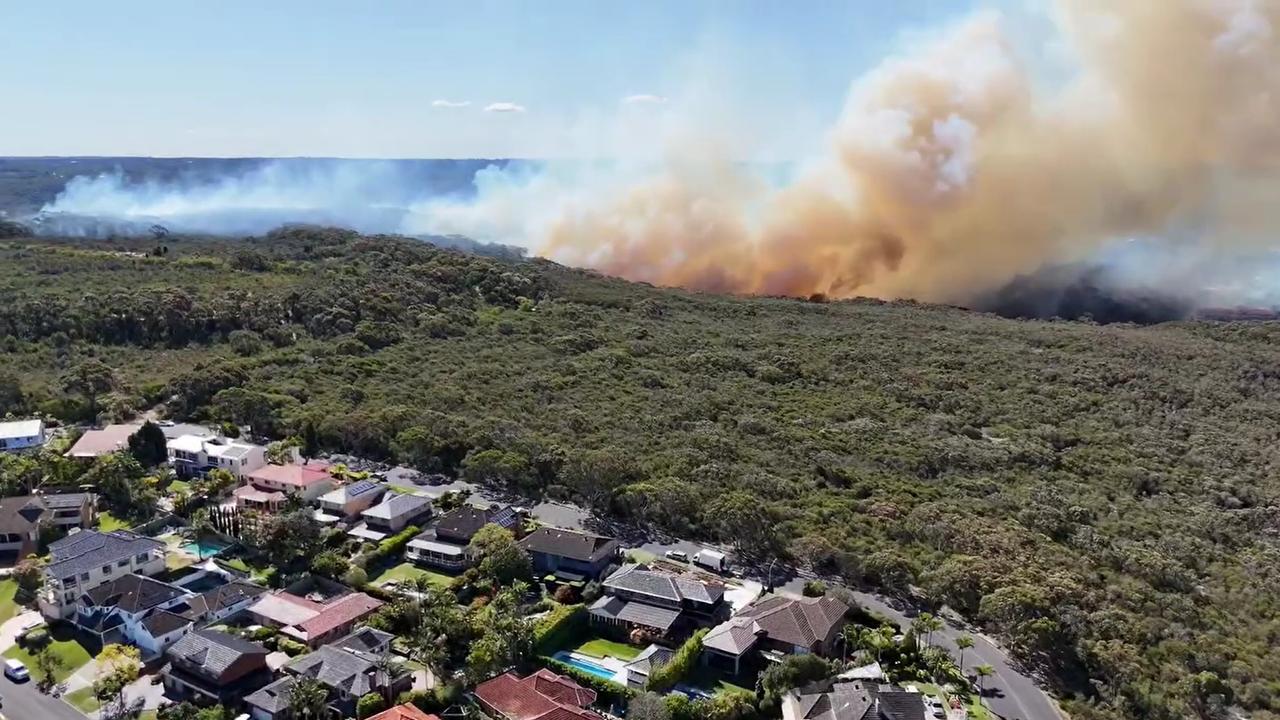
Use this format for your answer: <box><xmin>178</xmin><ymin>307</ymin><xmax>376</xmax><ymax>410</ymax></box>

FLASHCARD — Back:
<box><xmin>664</xmin><ymin>550</ymin><xmax>689</xmax><ymax>562</ymax></box>
<box><xmin>4</xmin><ymin>659</ymin><xmax>29</xmax><ymax>682</ymax></box>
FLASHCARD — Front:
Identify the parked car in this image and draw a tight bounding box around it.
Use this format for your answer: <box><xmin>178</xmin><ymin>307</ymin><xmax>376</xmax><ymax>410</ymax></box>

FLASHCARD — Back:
<box><xmin>664</xmin><ymin>550</ymin><xmax>689</xmax><ymax>562</ymax></box>
<box><xmin>4</xmin><ymin>659</ymin><xmax>29</xmax><ymax>682</ymax></box>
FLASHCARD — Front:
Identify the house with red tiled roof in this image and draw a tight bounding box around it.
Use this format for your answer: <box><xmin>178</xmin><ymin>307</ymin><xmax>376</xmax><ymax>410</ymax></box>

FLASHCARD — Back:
<box><xmin>247</xmin><ymin>590</ymin><xmax>383</xmax><ymax>648</ymax></box>
<box><xmin>242</xmin><ymin>461</ymin><xmax>335</xmax><ymax>503</ymax></box>
<box><xmin>473</xmin><ymin>669</ymin><xmax>602</xmax><ymax>720</ymax></box>
<box><xmin>365</xmin><ymin>704</ymin><xmax>440</xmax><ymax>720</ymax></box>
<box><xmin>702</xmin><ymin>594</ymin><xmax>849</xmax><ymax>675</ymax></box>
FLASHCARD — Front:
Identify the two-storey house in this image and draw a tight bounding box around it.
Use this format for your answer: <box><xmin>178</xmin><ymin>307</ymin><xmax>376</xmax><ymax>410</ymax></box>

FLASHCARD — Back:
<box><xmin>39</xmin><ymin>530</ymin><xmax>167</xmax><ymax>620</ymax></box>
<box><xmin>167</xmin><ymin>434</ymin><xmax>267</xmax><ymax>481</ymax></box>
<box><xmin>353</xmin><ymin>493</ymin><xmax>431</xmax><ymax>541</ymax></box>
<box><xmin>702</xmin><ymin>594</ymin><xmax>850</xmax><ymax>675</ymax></box>
<box><xmin>588</xmin><ymin>563</ymin><xmax>729</xmax><ymax>641</ymax></box>
<box><xmin>519</xmin><ymin>527</ymin><xmax>620</xmax><ymax>583</ymax></box>
<box><xmin>316</xmin><ymin>480</ymin><xmax>385</xmax><ymax>519</ymax></box>
<box><xmin>0</xmin><ymin>419</ymin><xmax>46</xmax><ymax>453</ymax></box>
<box><xmin>406</xmin><ymin>503</ymin><xmax>519</xmax><ymax>571</ymax></box>
<box><xmin>0</xmin><ymin>493</ymin><xmax>94</xmax><ymax>560</ymax></box>
<box><xmin>162</xmin><ymin>629</ymin><xmax>272</xmax><ymax>707</ymax></box>
<box><xmin>74</xmin><ymin>573</ymin><xmax>194</xmax><ymax>657</ymax></box>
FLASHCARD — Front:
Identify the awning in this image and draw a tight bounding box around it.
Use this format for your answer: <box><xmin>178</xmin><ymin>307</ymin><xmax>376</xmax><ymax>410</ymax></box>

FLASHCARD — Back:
<box><xmin>553</xmin><ymin>570</ymin><xmax>586</xmax><ymax>583</ymax></box>
<box><xmin>615</xmin><ymin>601</ymin><xmax>682</xmax><ymax>631</ymax></box>
<box><xmin>348</xmin><ymin>523</ymin><xmax>388</xmax><ymax>542</ymax></box>
<box><xmin>408</xmin><ymin>539</ymin><xmax>466</xmax><ymax>556</ymax></box>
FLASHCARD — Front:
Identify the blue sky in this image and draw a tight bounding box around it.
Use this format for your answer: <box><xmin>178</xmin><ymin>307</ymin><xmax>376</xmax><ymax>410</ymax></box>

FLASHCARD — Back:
<box><xmin>0</xmin><ymin>1</ymin><xmax>985</xmax><ymax>158</ymax></box>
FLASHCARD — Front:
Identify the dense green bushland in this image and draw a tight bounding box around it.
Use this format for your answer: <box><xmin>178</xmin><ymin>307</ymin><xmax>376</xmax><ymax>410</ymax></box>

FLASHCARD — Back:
<box><xmin>3</xmin><ymin>228</ymin><xmax>1280</xmax><ymax>719</ymax></box>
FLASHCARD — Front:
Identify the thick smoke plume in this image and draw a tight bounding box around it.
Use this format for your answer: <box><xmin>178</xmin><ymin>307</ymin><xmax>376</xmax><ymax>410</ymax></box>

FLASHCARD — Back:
<box><xmin>427</xmin><ymin>0</ymin><xmax>1280</xmax><ymax>308</ymax></box>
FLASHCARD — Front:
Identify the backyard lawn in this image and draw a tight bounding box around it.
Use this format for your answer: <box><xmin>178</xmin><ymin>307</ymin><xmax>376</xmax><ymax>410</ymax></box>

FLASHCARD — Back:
<box><xmin>65</xmin><ymin>686</ymin><xmax>100</xmax><ymax>713</ymax></box>
<box><xmin>370</xmin><ymin>562</ymin><xmax>455</xmax><ymax>588</ymax></box>
<box><xmin>575</xmin><ymin>637</ymin><xmax>642</xmax><ymax>661</ymax></box>
<box><xmin>0</xmin><ymin>579</ymin><xmax>20</xmax><ymax>626</ymax></box>
<box><xmin>96</xmin><ymin>511</ymin><xmax>131</xmax><ymax>532</ymax></box>
<box><xmin>2</xmin><ymin>626</ymin><xmax>93</xmax><ymax>683</ymax></box>
<box><xmin>688</xmin><ymin>666</ymin><xmax>755</xmax><ymax>697</ymax></box>
<box><xmin>167</xmin><ymin>479</ymin><xmax>191</xmax><ymax>495</ymax></box>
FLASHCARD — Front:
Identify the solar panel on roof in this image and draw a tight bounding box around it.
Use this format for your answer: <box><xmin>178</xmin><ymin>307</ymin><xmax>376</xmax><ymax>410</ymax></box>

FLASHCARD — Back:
<box><xmin>348</xmin><ymin>482</ymin><xmax>380</xmax><ymax>496</ymax></box>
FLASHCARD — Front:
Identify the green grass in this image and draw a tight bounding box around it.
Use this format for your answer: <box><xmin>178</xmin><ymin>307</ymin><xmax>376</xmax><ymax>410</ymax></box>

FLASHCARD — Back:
<box><xmin>167</xmin><ymin>479</ymin><xmax>191</xmax><ymax>495</ymax></box>
<box><xmin>0</xmin><ymin>579</ymin><xmax>20</xmax><ymax>626</ymax></box>
<box><xmin>916</xmin><ymin>682</ymin><xmax>994</xmax><ymax>720</ymax></box>
<box><xmin>370</xmin><ymin>562</ymin><xmax>454</xmax><ymax>588</ymax></box>
<box><xmin>3</xmin><ymin>628</ymin><xmax>93</xmax><ymax>683</ymax></box>
<box><xmin>65</xmin><ymin>685</ymin><xmax>101</xmax><ymax>713</ymax></box>
<box><xmin>386</xmin><ymin>484</ymin><xmax>420</xmax><ymax>495</ymax></box>
<box><xmin>139</xmin><ymin>712</ymin><xmax>158</xmax><ymax>720</ymax></box>
<box><xmin>575</xmin><ymin>637</ymin><xmax>642</xmax><ymax>661</ymax></box>
<box><xmin>96</xmin><ymin>511</ymin><xmax>131</xmax><ymax>532</ymax></box>
<box><xmin>688</xmin><ymin>666</ymin><xmax>754</xmax><ymax>697</ymax></box>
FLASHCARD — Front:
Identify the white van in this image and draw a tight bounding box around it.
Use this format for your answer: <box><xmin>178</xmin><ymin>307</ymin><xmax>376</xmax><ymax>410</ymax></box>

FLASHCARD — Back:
<box><xmin>694</xmin><ymin>548</ymin><xmax>727</xmax><ymax>573</ymax></box>
<box><xmin>4</xmin><ymin>659</ymin><xmax>29</xmax><ymax>682</ymax></box>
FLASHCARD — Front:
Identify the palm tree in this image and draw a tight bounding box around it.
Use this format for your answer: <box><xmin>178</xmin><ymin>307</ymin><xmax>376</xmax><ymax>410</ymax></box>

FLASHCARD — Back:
<box><xmin>862</xmin><ymin>626</ymin><xmax>894</xmax><ymax>665</ymax></box>
<box><xmin>974</xmin><ymin>664</ymin><xmax>995</xmax><ymax>707</ymax></box>
<box><xmin>372</xmin><ymin>650</ymin><xmax>402</xmax><ymax>708</ymax></box>
<box><xmin>923</xmin><ymin>614</ymin><xmax>943</xmax><ymax>649</ymax></box>
<box><xmin>840</xmin><ymin>624</ymin><xmax>862</xmax><ymax>662</ymax></box>
<box><xmin>287</xmin><ymin>675</ymin><xmax>329</xmax><ymax>719</ymax></box>
<box><xmin>955</xmin><ymin>635</ymin><xmax>974</xmax><ymax>672</ymax></box>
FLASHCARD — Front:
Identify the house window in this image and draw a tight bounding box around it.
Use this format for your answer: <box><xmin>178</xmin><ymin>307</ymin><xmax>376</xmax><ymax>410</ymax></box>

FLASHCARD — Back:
<box><xmin>80</xmin><ymin>572</ymin><xmax>90</xmax><ymax>581</ymax></box>
<box><xmin>101</xmin><ymin>565</ymin><xmax>111</xmax><ymax>575</ymax></box>
<box><xmin>136</xmin><ymin>553</ymin><xmax>150</xmax><ymax>564</ymax></box>
<box><xmin>117</xmin><ymin>559</ymin><xmax>129</xmax><ymax>568</ymax></box>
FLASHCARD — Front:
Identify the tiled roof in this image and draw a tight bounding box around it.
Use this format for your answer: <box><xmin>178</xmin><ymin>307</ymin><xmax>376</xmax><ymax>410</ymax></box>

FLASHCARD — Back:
<box><xmin>168</xmin><ymin>629</ymin><xmax>268</xmax><ymax>679</ymax></box>
<box><xmin>248</xmin><ymin>461</ymin><xmax>332</xmax><ymax>487</ymax></box>
<box><xmin>737</xmin><ymin>594</ymin><xmax>848</xmax><ymax>648</ymax></box>
<box><xmin>201</xmin><ymin>580</ymin><xmax>269</xmax><ymax>612</ymax></box>
<box><xmin>783</xmin><ymin>681</ymin><xmax>925</xmax><ymax>720</ymax></box>
<box><xmin>142</xmin><ymin>610</ymin><xmax>192</xmax><ymax>637</ymax></box>
<box><xmin>42</xmin><ymin>492</ymin><xmax>91</xmax><ymax>510</ymax></box>
<box><xmin>602</xmin><ymin>563</ymin><xmax>724</xmax><ymax>604</ymax></box>
<box><xmin>434</xmin><ymin>503</ymin><xmax>517</xmax><ymax>540</ymax></box>
<box><xmin>474</xmin><ymin>670</ymin><xmax>600</xmax><ymax>720</ymax></box>
<box><xmin>83</xmin><ymin>573</ymin><xmax>188</xmax><ymax>613</ymax></box>
<box><xmin>249</xmin><ymin>592</ymin><xmax>323</xmax><ymax>627</ymax></box>
<box><xmin>362</xmin><ymin>492</ymin><xmax>431</xmax><ymax>520</ymax></box>
<box><xmin>285</xmin><ymin>644</ymin><xmax>400</xmax><ymax>697</ymax></box>
<box><xmin>66</xmin><ymin>423</ymin><xmax>139</xmax><ymax>458</ymax></box>
<box><xmin>294</xmin><ymin>592</ymin><xmax>383</xmax><ymax>640</ymax></box>
<box><xmin>46</xmin><ymin>531</ymin><xmax>164</xmax><ymax>581</ymax></box>
<box><xmin>245</xmin><ymin>675</ymin><xmax>296</xmax><ymax>713</ymax></box>
<box><xmin>233</xmin><ymin>485</ymin><xmax>285</xmax><ymax>503</ymax></box>
<box><xmin>322</xmin><ymin>480</ymin><xmax>384</xmax><ymax>503</ymax></box>
<box><xmin>518</xmin><ymin>527</ymin><xmax>618</xmax><ymax>563</ymax></box>
<box><xmin>623</xmin><ymin>644</ymin><xmax>674</xmax><ymax>677</ymax></box>
<box><xmin>0</xmin><ymin>495</ymin><xmax>49</xmax><ymax>535</ymax></box>
<box><xmin>366</xmin><ymin>703</ymin><xmax>441</xmax><ymax>720</ymax></box>
<box><xmin>703</xmin><ymin>615</ymin><xmax>765</xmax><ymax>655</ymax></box>
<box><xmin>334</xmin><ymin>626</ymin><xmax>394</xmax><ymax>656</ymax></box>
<box><xmin>588</xmin><ymin>595</ymin><xmax>682</xmax><ymax>631</ymax></box>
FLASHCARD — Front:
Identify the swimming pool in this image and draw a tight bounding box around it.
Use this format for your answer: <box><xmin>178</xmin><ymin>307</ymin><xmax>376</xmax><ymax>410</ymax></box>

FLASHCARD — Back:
<box><xmin>553</xmin><ymin>652</ymin><xmax>616</xmax><ymax>682</ymax></box>
<box><xmin>182</xmin><ymin>540</ymin><xmax>230</xmax><ymax>557</ymax></box>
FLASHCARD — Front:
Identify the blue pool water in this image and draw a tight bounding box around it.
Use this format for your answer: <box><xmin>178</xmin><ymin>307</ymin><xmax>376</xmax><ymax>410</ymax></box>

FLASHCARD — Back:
<box><xmin>553</xmin><ymin>652</ymin><xmax>615</xmax><ymax>681</ymax></box>
<box><xmin>182</xmin><ymin>540</ymin><xmax>230</xmax><ymax>557</ymax></box>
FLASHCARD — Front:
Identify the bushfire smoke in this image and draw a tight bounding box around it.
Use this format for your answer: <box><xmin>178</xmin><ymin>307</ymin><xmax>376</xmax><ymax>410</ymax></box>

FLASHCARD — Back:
<box><xmin>37</xmin><ymin>0</ymin><xmax>1280</xmax><ymax>317</ymax></box>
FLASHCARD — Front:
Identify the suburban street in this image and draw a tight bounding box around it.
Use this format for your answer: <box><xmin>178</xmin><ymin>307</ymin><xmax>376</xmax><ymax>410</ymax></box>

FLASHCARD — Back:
<box><xmin>0</xmin><ymin>673</ymin><xmax>85</xmax><ymax>720</ymax></box>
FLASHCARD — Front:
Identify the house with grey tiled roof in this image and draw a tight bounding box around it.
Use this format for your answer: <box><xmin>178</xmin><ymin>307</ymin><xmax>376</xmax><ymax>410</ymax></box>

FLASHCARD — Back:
<box><xmin>247</xmin><ymin>640</ymin><xmax>411</xmax><ymax>719</ymax></box>
<box><xmin>588</xmin><ymin>563</ymin><xmax>729</xmax><ymax>640</ymax></box>
<box><xmin>703</xmin><ymin>594</ymin><xmax>849</xmax><ymax>675</ymax></box>
<box><xmin>38</xmin><ymin>530</ymin><xmax>167</xmax><ymax>620</ymax></box>
<box><xmin>162</xmin><ymin>629</ymin><xmax>272</xmax><ymax>707</ymax></box>
<box><xmin>405</xmin><ymin>503</ymin><xmax>519</xmax><ymax>571</ymax></box>
<box><xmin>74</xmin><ymin>573</ymin><xmax>195</xmax><ymax>657</ymax></box>
<box><xmin>358</xmin><ymin>492</ymin><xmax>432</xmax><ymax>537</ymax></box>
<box><xmin>783</xmin><ymin>680</ymin><xmax>926</xmax><ymax>720</ymax></box>
<box><xmin>519</xmin><ymin>527</ymin><xmax>620</xmax><ymax>582</ymax></box>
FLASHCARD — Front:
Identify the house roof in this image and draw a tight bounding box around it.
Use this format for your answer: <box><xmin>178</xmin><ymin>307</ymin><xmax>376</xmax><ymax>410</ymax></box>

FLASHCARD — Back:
<box><xmin>408</xmin><ymin>535</ymin><xmax>467</xmax><ymax>556</ymax></box>
<box><xmin>249</xmin><ymin>592</ymin><xmax>323</xmax><ymax>627</ymax></box>
<box><xmin>735</xmin><ymin>594</ymin><xmax>848</xmax><ymax>649</ymax></box>
<box><xmin>46</xmin><ymin>530</ymin><xmax>164</xmax><ymax>581</ymax></box>
<box><xmin>285</xmin><ymin>644</ymin><xmax>393</xmax><ymax>697</ymax></box>
<box><xmin>588</xmin><ymin>594</ymin><xmax>683</xmax><ymax>631</ymax></box>
<box><xmin>320</xmin><ymin>480</ymin><xmax>384</xmax><ymax>505</ymax></box>
<box><xmin>142</xmin><ymin>610</ymin><xmax>193</xmax><ymax>637</ymax></box>
<box><xmin>783</xmin><ymin>681</ymin><xmax>924</xmax><ymax>720</ymax></box>
<box><xmin>366</xmin><ymin>703</ymin><xmax>441</xmax><ymax>720</ymax></box>
<box><xmin>0</xmin><ymin>495</ymin><xmax>49</xmax><ymax>535</ymax></box>
<box><xmin>244</xmin><ymin>675</ymin><xmax>296</xmax><ymax>714</ymax></box>
<box><xmin>201</xmin><ymin>580</ymin><xmax>269</xmax><ymax>613</ymax></box>
<box><xmin>293</xmin><ymin>592</ymin><xmax>383</xmax><ymax>640</ymax></box>
<box><xmin>434</xmin><ymin>503</ymin><xmax>517</xmax><ymax>540</ymax></box>
<box><xmin>362</xmin><ymin>492</ymin><xmax>431</xmax><ymax>520</ymax></box>
<box><xmin>0</xmin><ymin>419</ymin><xmax>43</xmax><ymax>440</ymax></box>
<box><xmin>167</xmin><ymin>629</ymin><xmax>268</xmax><ymax>679</ymax></box>
<box><xmin>602</xmin><ymin>563</ymin><xmax>725</xmax><ymax>604</ymax></box>
<box><xmin>333</xmin><ymin>626</ymin><xmax>394</xmax><ymax>657</ymax></box>
<box><xmin>248</xmin><ymin>461</ymin><xmax>332</xmax><ymax>487</ymax></box>
<box><xmin>233</xmin><ymin>485</ymin><xmax>286</xmax><ymax>504</ymax></box>
<box><xmin>474</xmin><ymin>670</ymin><xmax>600</xmax><ymax>720</ymax></box>
<box><xmin>623</xmin><ymin>644</ymin><xmax>674</xmax><ymax>677</ymax></box>
<box><xmin>83</xmin><ymin>574</ymin><xmax>188</xmax><ymax>613</ymax></box>
<box><xmin>518</xmin><ymin>527</ymin><xmax>618</xmax><ymax>563</ymax></box>
<box><xmin>66</xmin><ymin>423</ymin><xmax>139</xmax><ymax>458</ymax></box>
<box><xmin>42</xmin><ymin>492</ymin><xmax>91</xmax><ymax>510</ymax></box>
<box><xmin>703</xmin><ymin>615</ymin><xmax>765</xmax><ymax>655</ymax></box>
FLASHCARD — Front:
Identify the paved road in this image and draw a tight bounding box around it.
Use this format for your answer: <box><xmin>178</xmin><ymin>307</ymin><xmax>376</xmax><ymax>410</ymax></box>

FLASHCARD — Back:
<box><xmin>0</xmin><ymin>675</ymin><xmax>86</xmax><ymax>720</ymax></box>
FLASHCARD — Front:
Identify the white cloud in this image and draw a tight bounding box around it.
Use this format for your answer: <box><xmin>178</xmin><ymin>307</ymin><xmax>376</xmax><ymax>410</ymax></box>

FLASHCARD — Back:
<box><xmin>432</xmin><ymin>99</ymin><xmax>471</xmax><ymax>108</ymax></box>
<box><xmin>484</xmin><ymin>102</ymin><xmax>527</xmax><ymax>113</ymax></box>
<box><xmin>622</xmin><ymin>94</ymin><xmax>668</xmax><ymax>105</ymax></box>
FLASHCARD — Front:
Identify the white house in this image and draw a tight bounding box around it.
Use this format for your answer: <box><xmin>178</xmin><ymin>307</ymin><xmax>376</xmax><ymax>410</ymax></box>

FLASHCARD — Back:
<box><xmin>39</xmin><ymin>530</ymin><xmax>168</xmax><ymax>620</ymax></box>
<box><xmin>75</xmin><ymin>574</ymin><xmax>196</xmax><ymax>658</ymax></box>
<box><xmin>167</xmin><ymin>434</ymin><xmax>267</xmax><ymax>481</ymax></box>
<box><xmin>0</xmin><ymin>419</ymin><xmax>46</xmax><ymax>453</ymax></box>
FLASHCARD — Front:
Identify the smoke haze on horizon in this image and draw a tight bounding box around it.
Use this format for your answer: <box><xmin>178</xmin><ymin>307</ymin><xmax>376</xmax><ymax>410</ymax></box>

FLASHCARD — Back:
<box><xmin>35</xmin><ymin>0</ymin><xmax>1280</xmax><ymax>313</ymax></box>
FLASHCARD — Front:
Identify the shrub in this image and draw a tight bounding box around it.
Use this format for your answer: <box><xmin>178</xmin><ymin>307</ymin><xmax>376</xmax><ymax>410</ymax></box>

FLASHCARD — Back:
<box><xmin>343</xmin><ymin>565</ymin><xmax>369</xmax><ymax>587</ymax></box>
<box><xmin>278</xmin><ymin>638</ymin><xmax>308</xmax><ymax>656</ymax></box>
<box><xmin>553</xmin><ymin>584</ymin><xmax>578</xmax><ymax>604</ymax></box>
<box><xmin>21</xmin><ymin>627</ymin><xmax>50</xmax><ymax>648</ymax></box>
<box><xmin>248</xmin><ymin>626</ymin><xmax>277</xmax><ymax>641</ymax></box>
<box><xmin>356</xmin><ymin>692</ymin><xmax>387</xmax><ymax>718</ymax></box>
<box><xmin>647</xmin><ymin>629</ymin><xmax>707</xmax><ymax>692</ymax></box>
<box><xmin>534</xmin><ymin>603</ymin><xmax>586</xmax><ymax>653</ymax></box>
<box><xmin>311</xmin><ymin>550</ymin><xmax>348</xmax><ymax>578</ymax></box>
<box><xmin>803</xmin><ymin>580</ymin><xmax>827</xmax><ymax>597</ymax></box>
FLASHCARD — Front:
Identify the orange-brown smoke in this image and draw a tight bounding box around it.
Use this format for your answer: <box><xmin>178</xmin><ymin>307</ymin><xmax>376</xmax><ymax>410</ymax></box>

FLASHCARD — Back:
<box><xmin>537</xmin><ymin>0</ymin><xmax>1280</xmax><ymax>304</ymax></box>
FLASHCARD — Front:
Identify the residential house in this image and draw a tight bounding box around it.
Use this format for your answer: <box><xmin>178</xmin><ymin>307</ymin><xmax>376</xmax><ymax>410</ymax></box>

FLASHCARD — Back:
<box><xmin>518</xmin><ymin>527</ymin><xmax>620</xmax><ymax>583</ymax></box>
<box><xmin>589</xmin><ymin>563</ymin><xmax>729</xmax><ymax>641</ymax></box>
<box><xmin>317</xmin><ymin>480</ymin><xmax>385</xmax><ymax>519</ymax></box>
<box><xmin>233</xmin><ymin>484</ymin><xmax>287</xmax><ymax>513</ymax></box>
<box><xmin>0</xmin><ymin>419</ymin><xmax>46</xmax><ymax>453</ymax></box>
<box><xmin>41</xmin><ymin>492</ymin><xmax>95</xmax><ymax>531</ymax></box>
<box><xmin>243</xmin><ymin>461</ymin><xmax>335</xmax><ymax>503</ymax></box>
<box><xmin>353</xmin><ymin>493</ymin><xmax>431</xmax><ymax>541</ymax></box>
<box><xmin>406</xmin><ymin>503</ymin><xmax>518</xmax><ymax>571</ymax></box>
<box><xmin>245</xmin><ymin>637</ymin><xmax>412</xmax><ymax>720</ymax></box>
<box><xmin>162</xmin><ymin>629</ymin><xmax>272</xmax><ymax>707</ymax></box>
<box><xmin>473</xmin><ymin>669</ymin><xmax>602</xmax><ymax>720</ymax></box>
<box><xmin>65</xmin><ymin>423</ymin><xmax>140</xmax><ymax>459</ymax></box>
<box><xmin>168</xmin><ymin>434</ymin><xmax>267</xmax><ymax>481</ymax></box>
<box><xmin>366</xmin><ymin>704</ymin><xmax>441</xmax><ymax>720</ymax></box>
<box><xmin>39</xmin><ymin>530</ymin><xmax>167</xmax><ymax>619</ymax></box>
<box><xmin>702</xmin><ymin>594</ymin><xmax>849</xmax><ymax>675</ymax></box>
<box><xmin>167</xmin><ymin>579</ymin><xmax>270</xmax><ymax>625</ymax></box>
<box><xmin>248</xmin><ymin>590</ymin><xmax>384</xmax><ymax>648</ymax></box>
<box><xmin>782</xmin><ymin>680</ymin><xmax>926</xmax><ymax>720</ymax></box>
<box><xmin>74</xmin><ymin>573</ymin><xmax>194</xmax><ymax>656</ymax></box>
<box><xmin>623</xmin><ymin>644</ymin><xmax>674</xmax><ymax>690</ymax></box>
